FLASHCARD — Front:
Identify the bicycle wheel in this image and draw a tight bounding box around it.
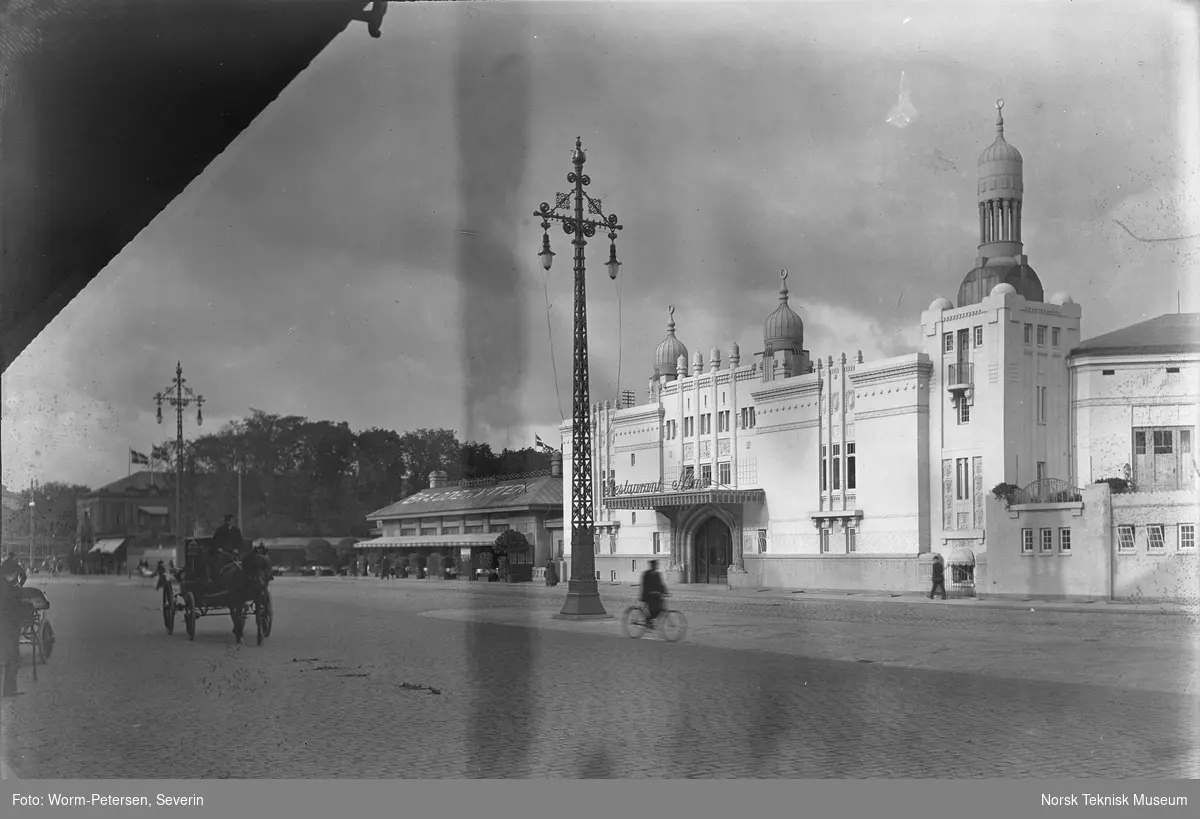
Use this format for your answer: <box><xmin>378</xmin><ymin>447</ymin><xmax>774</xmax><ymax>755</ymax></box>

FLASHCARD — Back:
<box><xmin>660</xmin><ymin>609</ymin><xmax>688</xmax><ymax>642</ymax></box>
<box><xmin>621</xmin><ymin>605</ymin><xmax>648</xmax><ymax>638</ymax></box>
<box><xmin>39</xmin><ymin>620</ymin><xmax>56</xmax><ymax>661</ymax></box>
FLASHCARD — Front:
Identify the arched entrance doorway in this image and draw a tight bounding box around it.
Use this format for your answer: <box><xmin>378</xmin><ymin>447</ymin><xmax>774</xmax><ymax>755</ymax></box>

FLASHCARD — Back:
<box><xmin>693</xmin><ymin>517</ymin><xmax>732</xmax><ymax>585</ymax></box>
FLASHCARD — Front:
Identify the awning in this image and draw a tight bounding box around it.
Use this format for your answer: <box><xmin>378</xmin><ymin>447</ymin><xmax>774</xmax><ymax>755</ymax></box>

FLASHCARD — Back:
<box><xmin>139</xmin><ymin>506</ymin><xmax>169</xmax><ymax>515</ymax></box>
<box><xmin>355</xmin><ymin>533</ymin><xmax>501</xmax><ymax>550</ymax></box>
<box><xmin>90</xmin><ymin>537</ymin><xmax>127</xmax><ymax>555</ymax></box>
<box><xmin>604</xmin><ymin>488</ymin><xmax>766</xmax><ymax>510</ymax></box>
<box><xmin>948</xmin><ymin>545</ymin><xmax>976</xmax><ymax>566</ymax></box>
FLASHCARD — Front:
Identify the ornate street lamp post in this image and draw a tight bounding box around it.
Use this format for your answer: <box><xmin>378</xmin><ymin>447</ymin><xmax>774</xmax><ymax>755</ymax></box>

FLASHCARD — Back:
<box><xmin>154</xmin><ymin>362</ymin><xmax>205</xmax><ymax>559</ymax></box>
<box><xmin>535</xmin><ymin>137</ymin><xmax>623</xmax><ymax>619</ymax></box>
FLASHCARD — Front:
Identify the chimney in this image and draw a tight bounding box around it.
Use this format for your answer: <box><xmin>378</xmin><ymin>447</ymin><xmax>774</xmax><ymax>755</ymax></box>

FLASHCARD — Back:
<box><xmin>428</xmin><ymin>470</ymin><xmax>449</xmax><ymax>489</ymax></box>
<box><xmin>550</xmin><ymin>451</ymin><xmax>563</xmax><ymax>477</ymax></box>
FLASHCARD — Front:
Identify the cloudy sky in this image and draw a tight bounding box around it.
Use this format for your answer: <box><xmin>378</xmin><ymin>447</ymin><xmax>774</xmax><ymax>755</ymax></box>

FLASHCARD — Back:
<box><xmin>3</xmin><ymin>0</ymin><xmax>1198</xmax><ymax>491</ymax></box>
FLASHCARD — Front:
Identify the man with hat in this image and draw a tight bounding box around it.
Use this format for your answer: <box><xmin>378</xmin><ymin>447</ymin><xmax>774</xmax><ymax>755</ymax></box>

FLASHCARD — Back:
<box><xmin>1</xmin><ymin>557</ymin><xmax>28</xmax><ymax>696</ymax></box>
<box><xmin>0</xmin><ymin>551</ymin><xmax>27</xmax><ymax>588</ymax></box>
<box><xmin>639</xmin><ymin>559</ymin><xmax>668</xmax><ymax>632</ymax></box>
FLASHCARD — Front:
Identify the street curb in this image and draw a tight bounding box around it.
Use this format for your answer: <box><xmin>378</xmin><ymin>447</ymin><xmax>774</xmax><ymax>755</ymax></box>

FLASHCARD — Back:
<box><xmin>316</xmin><ymin>576</ymin><xmax>1197</xmax><ymax>618</ymax></box>
<box><xmin>0</xmin><ymin>757</ymin><xmax>18</xmax><ymax>780</ymax></box>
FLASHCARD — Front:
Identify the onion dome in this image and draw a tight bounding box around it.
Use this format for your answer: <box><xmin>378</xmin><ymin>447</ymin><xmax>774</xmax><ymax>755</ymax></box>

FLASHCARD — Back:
<box><xmin>653</xmin><ymin>305</ymin><xmax>689</xmax><ymax>378</ymax></box>
<box><xmin>929</xmin><ymin>297</ymin><xmax>954</xmax><ymax>312</ymax></box>
<box><xmin>764</xmin><ymin>269</ymin><xmax>804</xmax><ymax>353</ymax></box>
<box><xmin>978</xmin><ymin>101</ymin><xmax>1023</xmax><ymax>169</ymax></box>
<box><xmin>960</xmin><ymin>262</ymin><xmax>1043</xmax><ymax>306</ymax></box>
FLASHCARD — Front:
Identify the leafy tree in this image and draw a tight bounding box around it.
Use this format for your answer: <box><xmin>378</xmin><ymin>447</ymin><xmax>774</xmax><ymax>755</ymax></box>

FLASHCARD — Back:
<box><xmin>493</xmin><ymin>529</ymin><xmax>530</xmax><ymax>557</ymax></box>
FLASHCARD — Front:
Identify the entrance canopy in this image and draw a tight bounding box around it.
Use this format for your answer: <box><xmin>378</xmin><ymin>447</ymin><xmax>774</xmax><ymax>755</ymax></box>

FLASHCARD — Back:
<box><xmin>355</xmin><ymin>533</ymin><xmax>500</xmax><ymax>550</ymax></box>
<box><xmin>605</xmin><ymin>488</ymin><xmax>765</xmax><ymax>510</ymax></box>
<box><xmin>90</xmin><ymin>537</ymin><xmax>127</xmax><ymax>555</ymax></box>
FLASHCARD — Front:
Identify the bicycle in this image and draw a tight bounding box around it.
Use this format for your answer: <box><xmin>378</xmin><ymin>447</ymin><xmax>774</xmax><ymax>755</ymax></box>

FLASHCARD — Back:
<box><xmin>621</xmin><ymin>598</ymin><xmax>688</xmax><ymax>642</ymax></box>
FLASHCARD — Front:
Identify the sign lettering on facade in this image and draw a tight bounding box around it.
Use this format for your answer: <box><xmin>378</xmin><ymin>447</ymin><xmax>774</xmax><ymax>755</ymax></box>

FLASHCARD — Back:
<box><xmin>401</xmin><ymin>484</ymin><xmax>528</xmax><ymax>504</ymax></box>
<box><xmin>606</xmin><ymin>476</ymin><xmax>714</xmax><ymax>496</ymax></box>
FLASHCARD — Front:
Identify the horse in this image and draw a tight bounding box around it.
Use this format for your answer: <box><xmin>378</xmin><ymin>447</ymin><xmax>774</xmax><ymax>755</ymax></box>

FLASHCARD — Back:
<box><xmin>209</xmin><ymin>551</ymin><xmax>272</xmax><ymax>643</ymax></box>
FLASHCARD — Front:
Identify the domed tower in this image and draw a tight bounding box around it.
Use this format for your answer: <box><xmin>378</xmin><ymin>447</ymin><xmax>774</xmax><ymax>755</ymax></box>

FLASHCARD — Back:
<box><xmin>762</xmin><ymin>269</ymin><xmax>811</xmax><ymax>381</ymax></box>
<box><xmin>653</xmin><ymin>305</ymin><xmax>688</xmax><ymax>383</ymax></box>
<box><xmin>958</xmin><ymin>100</ymin><xmax>1044</xmax><ymax>307</ymax></box>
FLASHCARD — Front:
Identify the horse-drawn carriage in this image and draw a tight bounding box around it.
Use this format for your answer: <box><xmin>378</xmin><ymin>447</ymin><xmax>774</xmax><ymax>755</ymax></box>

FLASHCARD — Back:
<box><xmin>161</xmin><ymin>537</ymin><xmax>273</xmax><ymax>645</ymax></box>
<box><xmin>14</xmin><ymin>585</ymin><xmax>56</xmax><ymax>680</ymax></box>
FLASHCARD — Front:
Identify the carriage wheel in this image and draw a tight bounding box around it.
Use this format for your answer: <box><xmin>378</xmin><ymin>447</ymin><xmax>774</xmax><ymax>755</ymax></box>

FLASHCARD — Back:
<box><xmin>184</xmin><ymin>593</ymin><xmax>197</xmax><ymax>641</ymax></box>
<box><xmin>162</xmin><ymin>585</ymin><xmax>176</xmax><ymax>635</ymax></box>
<box><xmin>256</xmin><ymin>588</ymin><xmax>273</xmax><ymax>644</ymax></box>
<box><xmin>39</xmin><ymin>620</ymin><xmax>56</xmax><ymax>661</ymax></box>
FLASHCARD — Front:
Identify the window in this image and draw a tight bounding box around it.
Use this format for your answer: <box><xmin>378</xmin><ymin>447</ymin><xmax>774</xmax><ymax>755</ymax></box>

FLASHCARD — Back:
<box><xmin>700</xmin><ymin>414</ymin><xmax>712</xmax><ymax>435</ymax></box>
<box><xmin>1036</xmin><ymin>386</ymin><xmax>1047</xmax><ymax>423</ymax></box>
<box><xmin>757</xmin><ymin>529</ymin><xmax>767</xmax><ymax>553</ymax></box>
<box><xmin>1117</xmin><ymin>525</ymin><xmax>1135</xmax><ymax>551</ymax></box>
<box><xmin>1181</xmin><ymin>524</ymin><xmax>1195</xmax><ymax>550</ymax></box>
<box><xmin>595</xmin><ymin>570</ymin><xmax>601</xmax><ymax>580</ymax></box>
<box><xmin>958</xmin><ymin>399</ymin><xmax>971</xmax><ymax>425</ymax></box>
<box><xmin>631</xmin><ymin>453</ymin><xmax>635</xmax><ymax>466</ymax></box>
<box><xmin>832</xmin><ymin>444</ymin><xmax>842</xmax><ymax>490</ymax></box>
<box><xmin>820</xmin><ymin>527</ymin><xmax>830</xmax><ymax>553</ymax></box>
<box><xmin>681</xmin><ymin>465</ymin><xmax>695</xmax><ymax>483</ymax></box>
<box><xmin>442</xmin><ymin>526</ymin><xmax>460</xmax><ymax>535</ymax></box>
<box><xmin>722</xmin><ymin>391</ymin><xmax>726</xmax><ymax>405</ymax></box>
<box><xmin>419</xmin><ymin>527</ymin><xmax>438</xmax><ymax>536</ymax></box>
<box><xmin>955</xmin><ymin>458</ymin><xmax>970</xmax><ymax>500</ymax></box>
<box><xmin>611</xmin><ymin>570</ymin><xmax>617</xmax><ymax>582</ymax></box>
<box><xmin>1040</xmin><ymin>528</ymin><xmax>1053</xmax><ymax>552</ymax></box>
<box><xmin>1166</xmin><ymin>367</ymin><xmax>1180</xmax><ymax>374</ymax></box>
<box><xmin>631</xmin><ymin>512</ymin><xmax>636</xmax><ymax>525</ymax></box>
<box><xmin>684</xmin><ymin>417</ymin><xmax>694</xmax><ymax>437</ymax></box>
<box><xmin>1036</xmin><ymin>325</ymin><xmax>1047</xmax><ymax>346</ymax></box>
<box><xmin>465</xmin><ymin>525</ymin><xmax>484</xmax><ymax>534</ymax></box>
<box><xmin>632</xmin><ymin>560</ymin><xmax>636</xmax><ymax>573</ymax></box>
<box><xmin>401</xmin><ymin>527</ymin><xmax>417</xmax><ymax>537</ymax></box>
<box><xmin>740</xmin><ymin>407</ymin><xmax>757</xmax><ymax>429</ymax></box>
<box><xmin>1037</xmin><ymin>461</ymin><xmax>1046</xmax><ymax>482</ymax></box>
<box><xmin>652</xmin><ymin>532</ymin><xmax>661</xmax><ymax>554</ymax></box>
<box><xmin>846</xmin><ymin>443</ymin><xmax>856</xmax><ymax>490</ymax></box>
<box><xmin>1147</xmin><ymin>524</ymin><xmax>1165</xmax><ymax>551</ymax></box>
<box><xmin>719</xmin><ymin>462</ymin><xmax>731</xmax><ymax>486</ymax></box>
<box><xmin>1059</xmin><ymin>528</ymin><xmax>1071</xmax><ymax>553</ymax></box>
<box><xmin>820</xmin><ymin>445</ymin><xmax>828</xmax><ymax>492</ymax></box>
<box><xmin>718</xmin><ymin>410</ymin><xmax>731</xmax><ymax>433</ymax></box>
<box><xmin>974</xmin><ymin>325</ymin><xmax>984</xmax><ymax>347</ymax></box>
<box><xmin>700</xmin><ymin>464</ymin><xmax>712</xmax><ymax>487</ymax></box>
<box><xmin>847</xmin><ymin>526</ymin><xmax>857</xmax><ymax>553</ymax></box>
<box><xmin>1102</xmin><ymin>369</ymin><xmax>1115</xmax><ymax>376</ymax></box>
<box><xmin>1024</xmin><ymin>324</ymin><xmax>1033</xmax><ymax>344</ymax></box>
<box><xmin>1133</xmin><ymin>425</ymin><xmax>1193</xmax><ymax>491</ymax></box>
<box><xmin>557</xmin><ymin>539</ymin><xmax>564</xmax><ymax>558</ymax></box>
<box><xmin>1052</xmin><ymin>327</ymin><xmax>1060</xmax><ymax>347</ymax></box>
<box><xmin>943</xmin><ymin>332</ymin><xmax>954</xmax><ymax>353</ymax></box>
<box><xmin>1021</xmin><ymin>528</ymin><xmax>1033</xmax><ymax>553</ymax></box>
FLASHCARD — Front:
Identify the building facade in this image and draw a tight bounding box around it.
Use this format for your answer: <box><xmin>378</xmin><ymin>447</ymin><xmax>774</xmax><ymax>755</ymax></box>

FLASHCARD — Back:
<box><xmin>557</xmin><ymin>102</ymin><xmax>1197</xmax><ymax>603</ymax></box>
<box><xmin>76</xmin><ymin>470</ymin><xmax>177</xmax><ymax>572</ymax></box>
<box><xmin>358</xmin><ymin>460</ymin><xmax>564</xmax><ymax>578</ymax></box>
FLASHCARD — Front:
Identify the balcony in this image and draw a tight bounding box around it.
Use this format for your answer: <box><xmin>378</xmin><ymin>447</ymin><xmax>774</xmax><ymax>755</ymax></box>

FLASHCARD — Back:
<box><xmin>946</xmin><ymin>362</ymin><xmax>973</xmax><ymax>398</ymax></box>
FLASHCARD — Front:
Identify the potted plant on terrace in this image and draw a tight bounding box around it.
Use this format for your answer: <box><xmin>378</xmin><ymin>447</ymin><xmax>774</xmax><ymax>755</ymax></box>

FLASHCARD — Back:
<box><xmin>493</xmin><ymin>530</ymin><xmax>533</xmax><ymax>583</ymax></box>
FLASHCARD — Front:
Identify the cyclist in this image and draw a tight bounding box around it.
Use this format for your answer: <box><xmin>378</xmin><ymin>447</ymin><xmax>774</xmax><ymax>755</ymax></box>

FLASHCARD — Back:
<box><xmin>639</xmin><ymin>559</ymin><xmax>667</xmax><ymax>630</ymax></box>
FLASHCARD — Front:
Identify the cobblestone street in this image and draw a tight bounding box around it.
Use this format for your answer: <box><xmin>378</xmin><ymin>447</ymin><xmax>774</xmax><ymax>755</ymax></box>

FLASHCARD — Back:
<box><xmin>2</xmin><ymin>576</ymin><xmax>1197</xmax><ymax>779</ymax></box>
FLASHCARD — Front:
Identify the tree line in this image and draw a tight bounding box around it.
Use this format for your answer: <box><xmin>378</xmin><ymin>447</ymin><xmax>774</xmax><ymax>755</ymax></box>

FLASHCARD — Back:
<box><xmin>149</xmin><ymin>409</ymin><xmax>553</xmax><ymax>539</ymax></box>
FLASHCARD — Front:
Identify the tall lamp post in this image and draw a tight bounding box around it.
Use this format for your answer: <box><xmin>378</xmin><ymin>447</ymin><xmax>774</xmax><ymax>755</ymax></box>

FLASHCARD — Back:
<box><xmin>28</xmin><ymin>493</ymin><xmax>35</xmax><ymax>571</ymax></box>
<box><xmin>154</xmin><ymin>362</ymin><xmax>205</xmax><ymax>563</ymax></box>
<box><xmin>535</xmin><ymin>137</ymin><xmax>623</xmax><ymax>619</ymax></box>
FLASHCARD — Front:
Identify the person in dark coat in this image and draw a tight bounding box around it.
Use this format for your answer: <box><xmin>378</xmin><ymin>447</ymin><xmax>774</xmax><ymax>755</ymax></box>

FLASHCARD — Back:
<box><xmin>1</xmin><ymin>561</ymin><xmax>27</xmax><ymax>696</ymax></box>
<box><xmin>544</xmin><ymin>559</ymin><xmax>559</xmax><ymax>587</ymax></box>
<box><xmin>929</xmin><ymin>555</ymin><xmax>947</xmax><ymax>600</ymax></box>
<box><xmin>1</xmin><ymin>552</ymin><xmax>27</xmax><ymax>587</ymax></box>
<box><xmin>212</xmin><ymin>515</ymin><xmax>245</xmax><ymax>560</ymax></box>
<box><xmin>640</xmin><ymin>559</ymin><xmax>667</xmax><ymax>629</ymax></box>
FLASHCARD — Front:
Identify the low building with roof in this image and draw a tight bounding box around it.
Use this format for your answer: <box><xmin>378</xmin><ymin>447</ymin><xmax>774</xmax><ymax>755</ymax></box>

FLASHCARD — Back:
<box><xmin>76</xmin><ymin>470</ymin><xmax>177</xmax><ymax>573</ymax></box>
<box><xmin>358</xmin><ymin>458</ymin><xmax>565</xmax><ymax>580</ymax></box>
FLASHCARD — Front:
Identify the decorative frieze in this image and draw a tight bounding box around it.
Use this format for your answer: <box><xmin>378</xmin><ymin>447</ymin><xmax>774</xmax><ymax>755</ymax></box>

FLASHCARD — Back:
<box><xmin>699</xmin><ymin>440</ymin><xmax>711</xmax><ymax>459</ymax></box>
<box><xmin>972</xmin><ymin>456</ymin><xmax>984</xmax><ymax>528</ymax></box>
<box><xmin>683</xmin><ymin>442</ymin><xmax>694</xmax><ymax>460</ymax></box>
<box><xmin>717</xmin><ymin>438</ymin><xmax>731</xmax><ymax>457</ymax></box>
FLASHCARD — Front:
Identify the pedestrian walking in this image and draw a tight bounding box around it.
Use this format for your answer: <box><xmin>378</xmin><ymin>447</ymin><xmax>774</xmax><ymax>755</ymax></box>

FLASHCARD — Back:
<box><xmin>1</xmin><ymin>561</ymin><xmax>27</xmax><ymax>697</ymax></box>
<box><xmin>544</xmin><ymin>559</ymin><xmax>559</xmax><ymax>587</ymax></box>
<box><xmin>929</xmin><ymin>555</ymin><xmax>947</xmax><ymax>600</ymax></box>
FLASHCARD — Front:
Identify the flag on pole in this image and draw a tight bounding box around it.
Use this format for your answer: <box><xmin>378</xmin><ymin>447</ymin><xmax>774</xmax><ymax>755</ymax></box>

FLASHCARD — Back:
<box><xmin>535</xmin><ymin>434</ymin><xmax>546</xmax><ymax>450</ymax></box>
<box><xmin>130</xmin><ymin>449</ymin><xmax>150</xmax><ymax>465</ymax></box>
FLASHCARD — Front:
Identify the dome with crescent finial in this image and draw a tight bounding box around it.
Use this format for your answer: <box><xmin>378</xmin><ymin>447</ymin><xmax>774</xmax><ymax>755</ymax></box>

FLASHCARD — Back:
<box><xmin>764</xmin><ymin>269</ymin><xmax>804</xmax><ymax>350</ymax></box>
<box><xmin>653</xmin><ymin>305</ymin><xmax>689</xmax><ymax>377</ymax></box>
<box><xmin>977</xmin><ymin>99</ymin><xmax>1024</xmax><ymax>202</ymax></box>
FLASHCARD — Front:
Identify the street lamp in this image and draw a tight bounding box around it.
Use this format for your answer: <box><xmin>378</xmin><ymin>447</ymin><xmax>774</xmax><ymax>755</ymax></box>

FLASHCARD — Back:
<box><xmin>154</xmin><ymin>362</ymin><xmax>206</xmax><ymax>561</ymax></box>
<box><xmin>28</xmin><ymin>496</ymin><xmax>35</xmax><ymax>573</ymax></box>
<box><xmin>534</xmin><ymin>137</ymin><xmax>624</xmax><ymax>620</ymax></box>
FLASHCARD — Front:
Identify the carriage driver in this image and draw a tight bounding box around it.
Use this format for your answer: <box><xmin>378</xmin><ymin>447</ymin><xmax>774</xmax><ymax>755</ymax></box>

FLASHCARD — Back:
<box><xmin>212</xmin><ymin>514</ymin><xmax>246</xmax><ymax>561</ymax></box>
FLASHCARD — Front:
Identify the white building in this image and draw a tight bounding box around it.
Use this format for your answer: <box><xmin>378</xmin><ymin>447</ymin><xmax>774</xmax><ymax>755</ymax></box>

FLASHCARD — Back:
<box><xmin>557</xmin><ymin>102</ymin><xmax>1198</xmax><ymax>603</ymax></box>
